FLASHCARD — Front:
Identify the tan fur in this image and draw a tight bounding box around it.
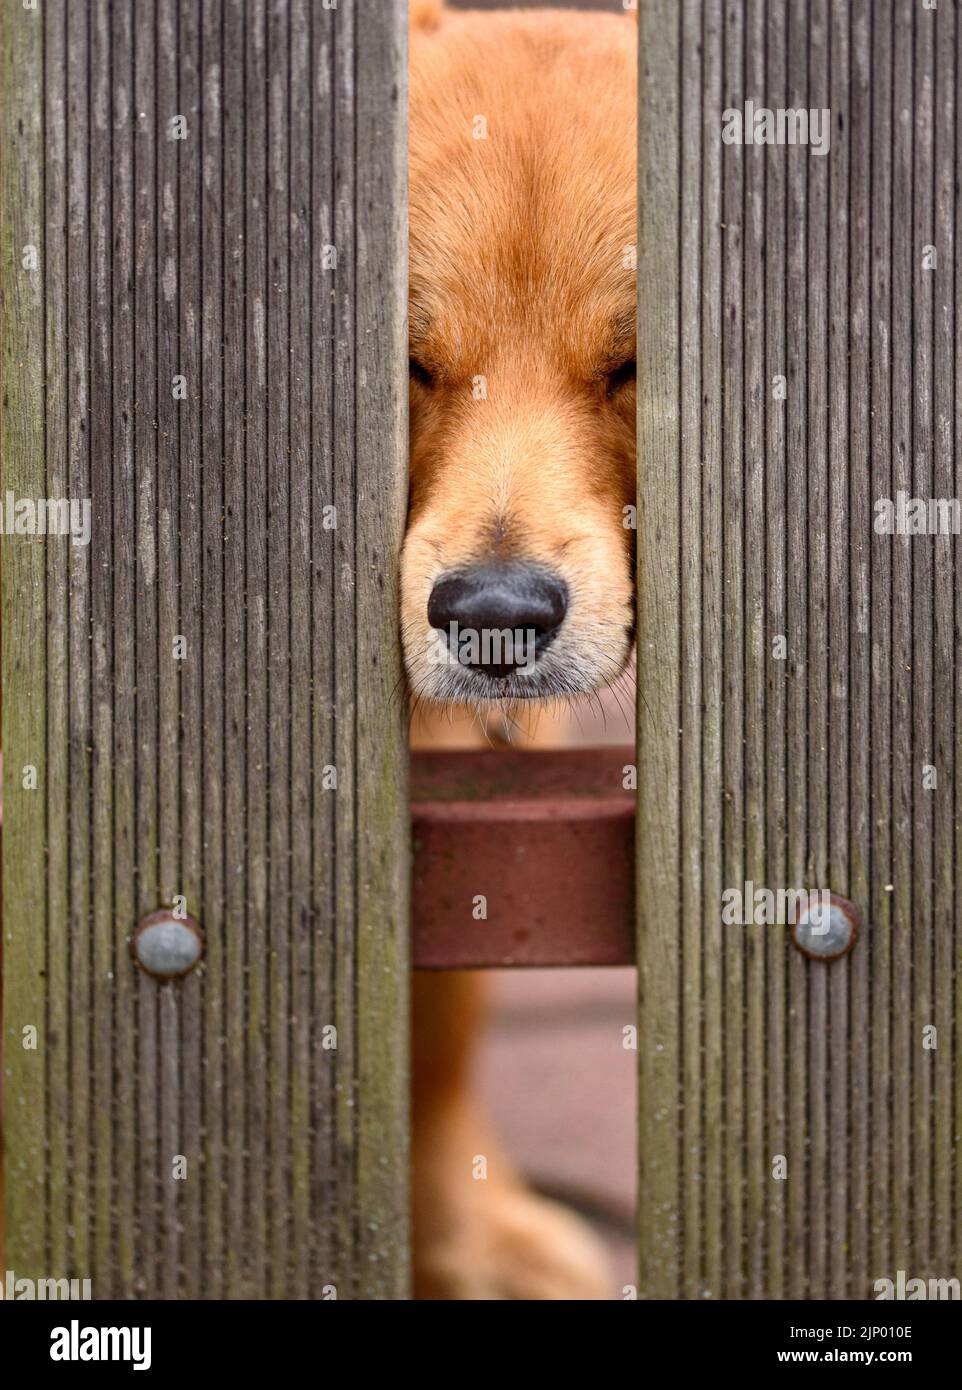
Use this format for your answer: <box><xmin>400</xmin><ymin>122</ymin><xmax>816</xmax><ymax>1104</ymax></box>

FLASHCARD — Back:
<box><xmin>408</xmin><ymin>3</ymin><xmax>636</xmax><ymax>1300</ymax></box>
<box><xmin>404</xmin><ymin>4</ymin><xmax>637</xmax><ymax>709</ymax></box>
<box><xmin>412</xmin><ymin>966</ymin><xmax>613</xmax><ymax>1300</ymax></box>
<box><xmin>410</xmin><ymin>0</ymin><xmax>445</xmax><ymax>32</ymax></box>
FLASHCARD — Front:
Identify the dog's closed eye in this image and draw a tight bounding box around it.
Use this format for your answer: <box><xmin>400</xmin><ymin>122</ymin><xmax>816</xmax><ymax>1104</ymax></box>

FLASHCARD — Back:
<box><xmin>409</xmin><ymin>356</ymin><xmax>435</xmax><ymax>389</ymax></box>
<box><xmin>603</xmin><ymin>358</ymin><xmax>636</xmax><ymax>397</ymax></box>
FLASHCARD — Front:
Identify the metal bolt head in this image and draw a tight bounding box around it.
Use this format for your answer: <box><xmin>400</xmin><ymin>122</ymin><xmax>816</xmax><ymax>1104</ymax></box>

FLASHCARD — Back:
<box><xmin>790</xmin><ymin>892</ymin><xmax>859</xmax><ymax>962</ymax></box>
<box><xmin>132</xmin><ymin>910</ymin><xmax>203</xmax><ymax>979</ymax></box>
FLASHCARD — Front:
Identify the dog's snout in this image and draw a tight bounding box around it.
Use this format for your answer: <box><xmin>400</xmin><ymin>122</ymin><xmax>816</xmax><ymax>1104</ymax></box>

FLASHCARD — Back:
<box><xmin>427</xmin><ymin>564</ymin><xmax>568</xmax><ymax>676</ymax></box>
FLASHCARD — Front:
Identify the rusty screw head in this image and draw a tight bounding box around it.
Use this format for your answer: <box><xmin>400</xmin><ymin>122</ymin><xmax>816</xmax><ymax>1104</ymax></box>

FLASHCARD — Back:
<box><xmin>790</xmin><ymin>892</ymin><xmax>860</xmax><ymax>962</ymax></box>
<box><xmin>132</xmin><ymin>910</ymin><xmax>203</xmax><ymax>979</ymax></box>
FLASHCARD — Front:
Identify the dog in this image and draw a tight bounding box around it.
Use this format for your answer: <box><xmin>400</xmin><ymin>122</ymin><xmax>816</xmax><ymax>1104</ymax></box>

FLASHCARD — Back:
<box><xmin>405</xmin><ymin>1</ymin><xmax>637</xmax><ymax>1299</ymax></box>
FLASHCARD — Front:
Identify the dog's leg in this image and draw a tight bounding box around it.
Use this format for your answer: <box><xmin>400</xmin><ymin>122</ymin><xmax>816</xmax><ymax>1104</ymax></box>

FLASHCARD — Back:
<box><xmin>412</xmin><ymin>969</ymin><xmax>613</xmax><ymax>1300</ymax></box>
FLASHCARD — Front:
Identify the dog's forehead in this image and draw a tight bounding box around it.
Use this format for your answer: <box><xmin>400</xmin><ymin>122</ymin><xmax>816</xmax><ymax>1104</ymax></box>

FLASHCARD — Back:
<box><xmin>409</xmin><ymin>11</ymin><xmax>636</xmax><ymax>364</ymax></box>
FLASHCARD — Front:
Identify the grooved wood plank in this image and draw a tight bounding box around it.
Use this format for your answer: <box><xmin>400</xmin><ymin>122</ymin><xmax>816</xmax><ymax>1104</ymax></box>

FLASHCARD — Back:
<box><xmin>43</xmin><ymin>0</ymin><xmax>70</xmax><ymax>1284</ymax></box>
<box><xmin>636</xmin><ymin>0</ymin><xmax>682</xmax><ymax>1301</ymax></box>
<box><xmin>911</xmin><ymin>0</ymin><xmax>935</xmax><ymax>1281</ymax></box>
<box><xmin>721</xmin><ymin>0</ymin><xmax>746</xmax><ymax>1303</ymax></box>
<box><xmin>845</xmin><ymin>0</ymin><xmax>873</xmax><ymax>1301</ymax></box>
<box><xmin>89</xmin><ymin>0</ymin><xmax>114</xmax><ymax>1296</ymax></box>
<box><xmin>178</xmin><ymin>0</ymin><xmax>204</xmax><ymax>1301</ymax></box>
<box><xmin>110</xmin><ymin>0</ymin><xmax>137</xmax><ymax>1297</ymax></box>
<box><xmin>869</xmin><ymin>0</ymin><xmax>894</xmax><ymax>1287</ymax></box>
<box><xmin>679</xmin><ymin>0</ymin><xmax>705</xmax><ymax>1301</ymax></box>
<box><xmin>198</xmin><ymin>0</ymin><xmax>225</xmax><ymax>1299</ymax></box>
<box><xmin>763</xmin><ymin>0</ymin><xmax>789</xmax><ymax>1303</ymax></box>
<box><xmin>1</xmin><ymin>0</ymin><xmax>46</xmax><ymax>1280</ymax></box>
<box><xmin>743</xmin><ymin>0</ymin><xmax>767</xmax><ymax>1305</ymax></box>
<box><xmin>637</xmin><ymin>0</ymin><xmax>961</xmax><ymax>1299</ymax></box>
<box><xmin>890</xmin><ymin>0</ymin><xmax>914</xmax><ymax>1280</ymax></box>
<box><xmin>65</xmin><ymin>0</ymin><xmax>92</xmax><ymax>1287</ymax></box>
<box><xmin>700</xmin><ymin>0</ymin><xmax>724</xmax><ymax>1302</ymax></box>
<box><xmin>3</xmin><ymin>0</ymin><xmax>409</xmax><ymax>1300</ymax></box>
<box><xmin>932</xmin><ymin>0</ymin><xmax>958</xmax><ymax>1280</ymax></box>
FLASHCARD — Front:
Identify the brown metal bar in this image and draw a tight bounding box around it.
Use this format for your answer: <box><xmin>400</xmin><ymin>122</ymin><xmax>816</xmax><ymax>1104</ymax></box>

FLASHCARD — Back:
<box><xmin>411</xmin><ymin>748</ymin><xmax>636</xmax><ymax>969</ymax></box>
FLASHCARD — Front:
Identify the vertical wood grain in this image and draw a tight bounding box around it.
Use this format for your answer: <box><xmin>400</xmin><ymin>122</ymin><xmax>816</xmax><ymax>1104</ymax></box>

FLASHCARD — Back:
<box><xmin>743</xmin><ymin>0</ymin><xmax>767</xmax><ymax>1304</ymax></box>
<box><xmin>931</xmin><ymin>0</ymin><xmax>957</xmax><ymax>1281</ymax></box>
<box><xmin>637</xmin><ymin>0</ymin><xmax>960</xmax><ymax>1298</ymax></box>
<box><xmin>178</xmin><ymin>0</ymin><xmax>204</xmax><ymax>1300</ymax></box>
<box><xmin>43</xmin><ymin>0</ymin><xmax>70</xmax><ymax>1283</ymax></box>
<box><xmin>352</xmin><ymin>0</ymin><xmax>411</xmax><ymax>1299</ymax></box>
<box><xmin>890</xmin><ymin>0</ymin><xmax>914</xmax><ymax>1280</ymax></box>
<box><xmin>783</xmin><ymin>0</ymin><xmax>810</xmax><ymax>1300</ymax></box>
<box><xmin>110</xmin><ymin>0</ymin><xmax>137</xmax><ymax>1296</ymax></box>
<box><xmin>700</xmin><ymin>0</ymin><xmax>724</xmax><ymax>1302</ymax></box>
<box><xmin>636</xmin><ymin>0</ymin><xmax>682</xmax><ymax>1301</ymax></box>
<box><xmin>1</xmin><ymin>0</ymin><xmax>47</xmax><ymax>1278</ymax></box>
<box><xmin>3</xmin><ymin>0</ymin><xmax>409</xmax><ymax>1300</ymax></box>
<box><xmin>764</xmin><ymin>0</ymin><xmax>789</xmax><ymax>1303</ymax></box>
<box><xmin>869</xmin><ymin>0</ymin><xmax>894</xmax><ymax>1287</ymax></box>
<box><xmin>911</xmin><ymin>0</ymin><xmax>935</xmax><ymax>1280</ymax></box>
<box><xmin>198</xmin><ymin>0</ymin><xmax>226</xmax><ymax>1298</ymax></box>
<box><xmin>678</xmin><ymin>0</ymin><xmax>704</xmax><ymax>1303</ymax></box>
<box><xmin>720</xmin><ymin>0</ymin><xmax>746</xmax><ymax>1302</ymax></box>
<box><xmin>89</xmin><ymin>0</ymin><xmax>114</xmax><ymax>1295</ymax></box>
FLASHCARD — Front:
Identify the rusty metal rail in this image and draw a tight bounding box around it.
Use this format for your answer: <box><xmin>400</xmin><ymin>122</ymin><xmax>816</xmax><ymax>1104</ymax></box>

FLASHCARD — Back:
<box><xmin>411</xmin><ymin>748</ymin><xmax>636</xmax><ymax>968</ymax></box>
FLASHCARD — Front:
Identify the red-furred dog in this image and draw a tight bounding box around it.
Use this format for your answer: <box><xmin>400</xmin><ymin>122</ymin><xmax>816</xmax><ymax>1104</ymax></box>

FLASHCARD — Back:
<box><xmin>406</xmin><ymin>1</ymin><xmax>637</xmax><ymax>1299</ymax></box>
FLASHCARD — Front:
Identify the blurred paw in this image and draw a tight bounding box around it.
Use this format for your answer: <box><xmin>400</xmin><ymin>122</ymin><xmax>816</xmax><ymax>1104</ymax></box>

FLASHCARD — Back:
<box><xmin>414</xmin><ymin>1186</ymin><xmax>613</xmax><ymax>1300</ymax></box>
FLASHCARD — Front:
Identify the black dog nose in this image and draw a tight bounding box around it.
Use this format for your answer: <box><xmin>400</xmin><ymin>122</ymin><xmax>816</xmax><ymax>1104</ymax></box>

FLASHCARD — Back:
<box><xmin>428</xmin><ymin>564</ymin><xmax>568</xmax><ymax>677</ymax></box>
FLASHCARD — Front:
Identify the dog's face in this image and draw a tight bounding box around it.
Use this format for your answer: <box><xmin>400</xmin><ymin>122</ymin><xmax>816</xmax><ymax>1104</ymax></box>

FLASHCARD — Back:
<box><xmin>403</xmin><ymin>3</ymin><xmax>636</xmax><ymax>708</ymax></box>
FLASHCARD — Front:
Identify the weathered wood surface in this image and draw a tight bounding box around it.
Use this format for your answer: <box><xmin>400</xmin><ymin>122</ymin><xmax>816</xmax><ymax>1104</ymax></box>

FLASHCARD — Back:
<box><xmin>2</xmin><ymin>0</ymin><xmax>409</xmax><ymax>1299</ymax></box>
<box><xmin>637</xmin><ymin>0</ymin><xmax>961</xmax><ymax>1298</ymax></box>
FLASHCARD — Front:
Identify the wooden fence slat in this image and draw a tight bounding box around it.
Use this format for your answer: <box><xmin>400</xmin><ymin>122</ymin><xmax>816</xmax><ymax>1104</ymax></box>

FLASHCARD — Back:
<box><xmin>869</xmin><ymin>0</ymin><xmax>894</xmax><ymax>1287</ymax></box>
<box><xmin>700</xmin><ymin>0</ymin><xmax>724</xmax><ymax>1302</ymax></box>
<box><xmin>288</xmin><ymin>0</ymin><xmax>313</xmax><ymax>1300</ymax></box>
<box><xmin>806</xmin><ymin>0</ymin><xmax>830</xmax><ymax>1302</ymax></box>
<box><xmin>763</xmin><ymin>0</ymin><xmax>789</xmax><ymax>1303</ymax></box>
<box><xmin>720</xmin><ymin>0</ymin><xmax>746</xmax><ymax>1303</ymax></box>
<box><xmin>637</xmin><ymin>0</ymin><xmax>961</xmax><ymax>1298</ymax></box>
<box><xmin>783</xmin><ymin>0</ymin><xmax>810</xmax><ymax>1300</ymax></box>
<box><xmin>243</xmin><ymin>0</ymin><xmax>269</xmax><ymax>1299</ymax></box>
<box><xmin>0</xmin><ymin>0</ymin><xmax>46</xmax><ymax>1280</ymax></box>
<box><xmin>911</xmin><ymin>0</ymin><xmax>936</xmax><ymax>1281</ymax></box>
<box><xmin>265</xmin><ymin>0</ymin><xmax>291</xmax><ymax>1299</ymax></box>
<box><xmin>110</xmin><ymin>0</ymin><xmax>137</xmax><ymax>1296</ymax></box>
<box><xmin>132</xmin><ymin>0</ymin><xmax>161</xmax><ymax>1296</ymax></box>
<box><xmin>955</xmin><ymin>0</ymin><xmax>962</xmax><ymax>1278</ymax></box>
<box><xmin>89</xmin><ymin>0</ymin><xmax>115</xmax><ymax>1296</ymax></box>
<box><xmin>308</xmin><ymin>0</ymin><xmax>338</xmax><ymax>1296</ymax></box>
<box><xmin>178</xmin><ymin>0</ymin><xmax>204</xmax><ymax>1302</ymax></box>
<box><xmin>890</xmin><ymin>0</ymin><xmax>914</xmax><ymax>1281</ymax></box>
<box><xmin>351</xmin><ymin>0</ymin><xmax>411</xmax><ymax>1298</ymax></box>
<box><xmin>65</xmin><ymin>0</ymin><xmax>93</xmax><ymax>1287</ymax></box>
<box><xmin>839</xmin><ymin>0</ymin><xmax>873</xmax><ymax>1301</ymax></box>
<box><xmin>826</xmin><ymin>0</ymin><xmax>850</xmax><ymax>1303</ymax></box>
<box><xmin>4</xmin><ymin>0</ymin><xmax>409</xmax><ymax>1300</ymax></box>
<box><xmin>636</xmin><ymin>0</ymin><xmax>682</xmax><ymax>1301</ymax></box>
<box><xmin>156</xmin><ymin>0</ymin><xmax>182</xmax><ymax>1302</ymax></box>
<box><xmin>332</xmin><ymin>0</ymin><xmax>360</xmax><ymax>1288</ymax></box>
<box><xmin>932</xmin><ymin>0</ymin><xmax>958</xmax><ymax>1280</ymax></box>
<box><xmin>43</xmin><ymin>0</ymin><xmax>71</xmax><ymax>1284</ymax></box>
<box><xmin>221</xmin><ymin>0</ymin><xmax>247</xmax><ymax>1300</ymax></box>
<box><xmin>743</xmin><ymin>0</ymin><xmax>767</xmax><ymax>1304</ymax></box>
<box><xmin>679</xmin><ymin>0</ymin><xmax>704</xmax><ymax>1300</ymax></box>
<box><xmin>197</xmin><ymin>0</ymin><xmax>226</xmax><ymax>1299</ymax></box>
<box><xmin>846</xmin><ymin>0</ymin><xmax>872</xmax><ymax>1300</ymax></box>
